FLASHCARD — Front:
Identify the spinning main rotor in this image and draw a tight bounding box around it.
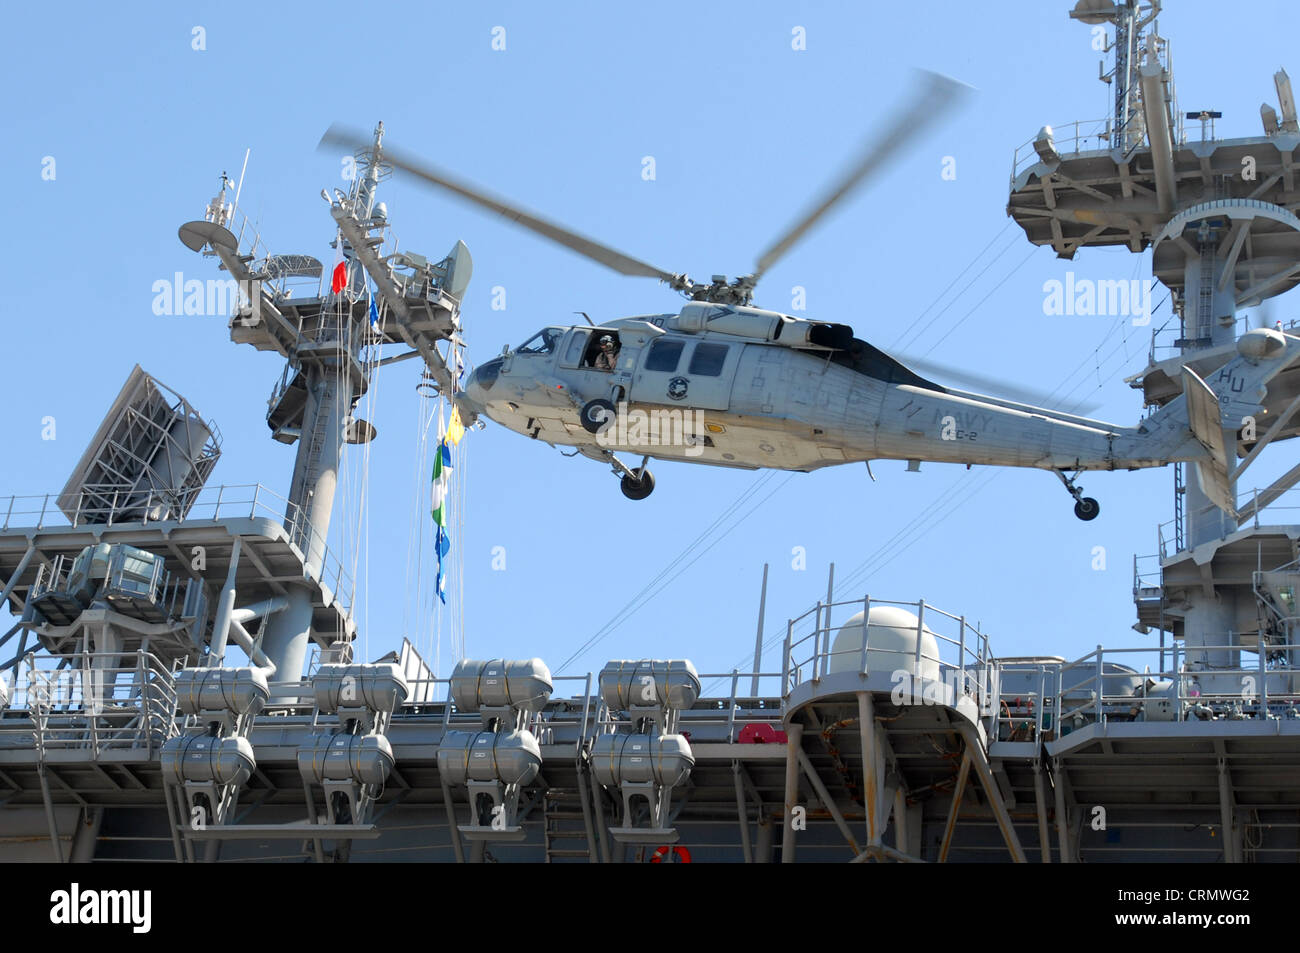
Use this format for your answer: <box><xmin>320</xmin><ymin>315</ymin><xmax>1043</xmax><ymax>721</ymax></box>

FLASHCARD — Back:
<box><xmin>320</xmin><ymin>70</ymin><xmax>969</xmax><ymax>308</ymax></box>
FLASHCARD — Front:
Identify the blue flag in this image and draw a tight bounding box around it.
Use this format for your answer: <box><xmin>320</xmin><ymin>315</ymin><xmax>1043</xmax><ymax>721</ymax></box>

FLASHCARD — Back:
<box><xmin>434</xmin><ymin>526</ymin><xmax>450</xmax><ymax>603</ymax></box>
<box><xmin>369</xmin><ymin>292</ymin><xmax>381</xmax><ymax>333</ymax></box>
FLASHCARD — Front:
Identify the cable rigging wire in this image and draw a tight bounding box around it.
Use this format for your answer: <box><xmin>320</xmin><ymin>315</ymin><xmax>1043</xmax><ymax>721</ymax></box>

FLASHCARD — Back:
<box><xmin>557</xmin><ymin>469</ymin><xmax>796</xmax><ymax>673</ymax></box>
<box><xmin>888</xmin><ymin>221</ymin><xmax>1018</xmax><ymax>355</ymax></box>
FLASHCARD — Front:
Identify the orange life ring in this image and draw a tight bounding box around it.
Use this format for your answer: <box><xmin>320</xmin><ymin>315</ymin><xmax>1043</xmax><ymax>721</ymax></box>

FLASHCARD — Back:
<box><xmin>649</xmin><ymin>845</ymin><xmax>692</xmax><ymax>863</ymax></box>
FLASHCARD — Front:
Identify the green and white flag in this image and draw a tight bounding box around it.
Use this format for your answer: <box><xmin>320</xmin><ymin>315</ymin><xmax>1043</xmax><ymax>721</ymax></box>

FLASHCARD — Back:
<box><xmin>431</xmin><ymin>438</ymin><xmax>452</xmax><ymax>528</ymax></box>
<box><xmin>430</xmin><ymin>421</ymin><xmax>453</xmax><ymax>603</ymax></box>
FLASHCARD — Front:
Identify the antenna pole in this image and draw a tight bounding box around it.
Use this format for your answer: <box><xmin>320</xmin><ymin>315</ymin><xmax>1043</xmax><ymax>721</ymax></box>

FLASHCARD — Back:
<box><xmin>1112</xmin><ymin>2</ymin><xmax>1142</xmax><ymax>150</ymax></box>
<box><xmin>232</xmin><ymin>148</ymin><xmax>250</xmax><ymax>222</ymax></box>
<box><xmin>750</xmin><ymin>563</ymin><xmax>769</xmax><ymax>696</ymax></box>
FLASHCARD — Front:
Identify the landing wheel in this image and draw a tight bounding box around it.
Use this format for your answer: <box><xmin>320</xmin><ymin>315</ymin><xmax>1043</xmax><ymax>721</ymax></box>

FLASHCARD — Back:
<box><xmin>1073</xmin><ymin>497</ymin><xmax>1100</xmax><ymax>521</ymax></box>
<box><xmin>620</xmin><ymin>469</ymin><xmax>655</xmax><ymax>501</ymax></box>
<box><xmin>580</xmin><ymin>398</ymin><xmax>616</xmax><ymax>434</ymax></box>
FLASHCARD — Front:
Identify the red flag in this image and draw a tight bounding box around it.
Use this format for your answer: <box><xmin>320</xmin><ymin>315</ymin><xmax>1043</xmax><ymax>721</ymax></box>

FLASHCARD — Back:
<box><xmin>330</xmin><ymin>231</ymin><xmax>348</xmax><ymax>294</ymax></box>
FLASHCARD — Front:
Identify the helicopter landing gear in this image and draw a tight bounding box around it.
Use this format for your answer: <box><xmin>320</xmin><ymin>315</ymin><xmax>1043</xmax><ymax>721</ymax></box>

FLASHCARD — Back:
<box><xmin>1056</xmin><ymin>470</ymin><xmax>1100</xmax><ymax>521</ymax></box>
<box><xmin>608</xmin><ymin>453</ymin><xmax>654</xmax><ymax>500</ymax></box>
<box><xmin>580</xmin><ymin>447</ymin><xmax>656</xmax><ymax>500</ymax></box>
<box><xmin>620</xmin><ymin>469</ymin><xmax>655</xmax><ymax>501</ymax></box>
<box><xmin>580</xmin><ymin>398</ymin><xmax>616</xmax><ymax>435</ymax></box>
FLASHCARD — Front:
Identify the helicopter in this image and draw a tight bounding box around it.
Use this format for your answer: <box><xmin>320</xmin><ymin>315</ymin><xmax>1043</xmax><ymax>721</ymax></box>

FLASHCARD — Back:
<box><xmin>322</xmin><ymin>73</ymin><xmax>1300</xmax><ymax>520</ymax></box>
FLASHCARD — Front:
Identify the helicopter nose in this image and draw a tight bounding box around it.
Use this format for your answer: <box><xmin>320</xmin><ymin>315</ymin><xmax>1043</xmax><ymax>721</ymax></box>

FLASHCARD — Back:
<box><xmin>471</xmin><ymin>358</ymin><xmax>502</xmax><ymax>392</ymax></box>
<box><xmin>462</xmin><ymin>358</ymin><xmax>502</xmax><ymax>410</ymax></box>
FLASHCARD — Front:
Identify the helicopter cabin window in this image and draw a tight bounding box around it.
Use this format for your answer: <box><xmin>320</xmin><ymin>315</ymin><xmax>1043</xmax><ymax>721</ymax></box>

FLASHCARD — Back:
<box><xmin>581</xmin><ymin>331</ymin><xmax>622</xmax><ymax>368</ymax></box>
<box><xmin>645</xmin><ymin>339</ymin><xmax>684</xmax><ymax>373</ymax></box>
<box><xmin>688</xmin><ymin>342</ymin><xmax>729</xmax><ymax>377</ymax></box>
<box><xmin>516</xmin><ymin>327</ymin><xmax>566</xmax><ymax>355</ymax></box>
<box><xmin>561</xmin><ymin>329</ymin><xmax>590</xmax><ymax>366</ymax></box>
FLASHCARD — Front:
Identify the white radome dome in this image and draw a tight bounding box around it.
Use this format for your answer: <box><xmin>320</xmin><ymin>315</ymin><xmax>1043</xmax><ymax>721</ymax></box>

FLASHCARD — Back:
<box><xmin>828</xmin><ymin>605</ymin><xmax>941</xmax><ymax>680</ymax></box>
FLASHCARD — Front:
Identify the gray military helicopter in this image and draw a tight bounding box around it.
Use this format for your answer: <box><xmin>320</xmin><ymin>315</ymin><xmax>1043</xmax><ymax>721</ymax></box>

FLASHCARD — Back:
<box><xmin>323</xmin><ymin>73</ymin><xmax>1300</xmax><ymax>520</ymax></box>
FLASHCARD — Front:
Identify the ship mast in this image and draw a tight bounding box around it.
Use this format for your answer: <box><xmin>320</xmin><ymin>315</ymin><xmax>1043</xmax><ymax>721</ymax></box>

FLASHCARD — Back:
<box><xmin>1010</xmin><ymin>0</ymin><xmax>1300</xmax><ymax>704</ymax></box>
<box><xmin>261</xmin><ymin>124</ymin><xmax>388</xmax><ymax>679</ymax></box>
<box><xmin>178</xmin><ymin>120</ymin><xmax>472</xmax><ymax>680</ymax></box>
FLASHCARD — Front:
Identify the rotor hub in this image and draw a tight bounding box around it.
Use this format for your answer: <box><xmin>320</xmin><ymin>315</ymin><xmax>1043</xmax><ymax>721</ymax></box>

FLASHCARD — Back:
<box><xmin>671</xmin><ymin>273</ymin><xmax>757</xmax><ymax>307</ymax></box>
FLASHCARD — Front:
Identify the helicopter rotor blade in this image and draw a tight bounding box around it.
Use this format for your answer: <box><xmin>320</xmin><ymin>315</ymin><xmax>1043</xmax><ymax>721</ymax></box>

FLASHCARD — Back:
<box><xmin>319</xmin><ymin>124</ymin><xmax>681</xmax><ymax>283</ymax></box>
<box><xmin>898</xmin><ymin>353</ymin><xmax>1101</xmax><ymax>415</ymax></box>
<box><xmin>750</xmin><ymin>70</ymin><xmax>971</xmax><ymax>286</ymax></box>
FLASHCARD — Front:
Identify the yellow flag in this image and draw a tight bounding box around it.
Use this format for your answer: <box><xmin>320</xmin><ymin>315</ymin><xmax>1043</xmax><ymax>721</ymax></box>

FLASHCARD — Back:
<box><xmin>448</xmin><ymin>405</ymin><xmax>465</xmax><ymax>445</ymax></box>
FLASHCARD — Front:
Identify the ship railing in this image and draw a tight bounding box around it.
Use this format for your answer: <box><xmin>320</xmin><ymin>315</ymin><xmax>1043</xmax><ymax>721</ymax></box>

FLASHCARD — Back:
<box><xmin>25</xmin><ymin>553</ymin><xmax>200</xmax><ymax>632</ymax></box>
<box><xmin>28</xmin><ymin>553</ymin><xmax>72</xmax><ymax>604</ymax></box>
<box><xmin>1049</xmin><ymin>641</ymin><xmax>1300</xmax><ymax>737</ymax></box>
<box><xmin>688</xmin><ymin>670</ymin><xmax>784</xmax><ymax>744</ymax></box>
<box><xmin>781</xmin><ymin>596</ymin><xmax>995</xmax><ymax>715</ymax></box>
<box><xmin>266</xmin><ymin>360</ymin><xmax>298</xmax><ymax>419</ymax></box>
<box><xmin>1133</xmin><ymin>553</ymin><xmax>1164</xmax><ymax>595</ymax></box>
<box><xmin>707</xmin><ymin>670</ymin><xmax>783</xmax><ymax>743</ymax></box>
<box><xmin>1009</xmin><ymin>117</ymin><xmax>1113</xmax><ymax>184</ymax></box>
<box><xmin>2</xmin><ymin>483</ymin><xmax>276</xmax><ymax>531</ymax></box>
<box><xmin>293</xmin><ymin>306</ymin><xmax>374</xmax><ymax>352</ymax></box>
<box><xmin>586</xmin><ymin>670</ymin><xmax>785</xmax><ymax>747</ymax></box>
<box><xmin>317</xmin><ymin>673</ymin><xmax>575</xmax><ymax>752</ymax></box>
<box><xmin>521</xmin><ymin>675</ymin><xmax>595</xmax><ymax>748</ymax></box>
<box><xmin>223</xmin><ymin>206</ymin><xmax>267</xmax><ymax>273</ymax></box>
<box><xmin>1146</xmin><ymin>315</ymin><xmax>1290</xmax><ymax>363</ymax></box>
<box><xmin>1155</xmin><ymin>519</ymin><xmax>1176</xmax><ymax>559</ymax></box>
<box><xmin>259</xmin><ymin>270</ymin><xmax>326</xmax><ymax>306</ymax></box>
<box><xmin>270</xmin><ymin>668</ymin><xmax>786</xmax><ymax>749</ymax></box>
<box><xmin>222</xmin><ymin>206</ymin><xmax>331</xmax><ymax>302</ymax></box>
<box><xmin>1007</xmin><ymin>107</ymin><xmax>1186</xmax><ymax>188</ymax></box>
<box><xmin>170</xmin><ymin>484</ymin><xmax>356</xmax><ymax>614</ymax></box>
<box><xmin>989</xmin><ymin>660</ymin><xmax>1058</xmax><ymax>745</ymax></box>
<box><xmin>1156</xmin><ymin>483</ymin><xmax>1300</xmax><ymax>558</ymax></box>
<box><xmin>0</xmin><ymin>484</ymin><xmax>356</xmax><ymax>620</ymax></box>
<box><xmin>55</xmin><ymin>482</ymin><xmax>214</xmax><ymax>526</ymax></box>
<box><xmin>0</xmin><ymin>650</ymin><xmax>181</xmax><ymax>756</ymax></box>
<box><xmin>1234</xmin><ymin>484</ymin><xmax>1300</xmax><ymax>534</ymax></box>
<box><xmin>278</xmin><ymin>672</ymin><xmax>593</xmax><ymax>750</ymax></box>
<box><xmin>390</xmin><ymin>672</ymin><xmax>783</xmax><ymax>747</ymax></box>
<box><xmin>254</xmin><ymin>678</ymin><xmax>319</xmax><ymax>715</ymax></box>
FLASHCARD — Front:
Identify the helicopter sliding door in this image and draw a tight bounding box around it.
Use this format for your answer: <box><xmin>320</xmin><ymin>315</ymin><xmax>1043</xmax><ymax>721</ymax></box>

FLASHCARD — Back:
<box><xmin>631</xmin><ymin>338</ymin><xmax>737</xmax><ymax>411</ymax></box>
<box><xmin>559</xmin><ymin>329</ymin><xmax>591</xmax><ymax>368</ymax></box>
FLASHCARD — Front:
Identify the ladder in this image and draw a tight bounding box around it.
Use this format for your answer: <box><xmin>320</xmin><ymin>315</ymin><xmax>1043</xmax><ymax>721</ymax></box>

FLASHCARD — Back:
<box><xmin>1196</xmin><ymin>239</ymin><xmax>1216</xmax><ymax>342</ymax></box>
<box><xmin>303</xmin><ymin>403</ymin><xmax>329</xmax><ymax>489</ymax></box>
<box><xmin>1175</xmin><ymin>240</ymin><xmax>1217</xmax><ymax>350</ymax></box>
<box><xmin>542</xmin><ymin>789</ymin><xmax>590</xmax><ymax>863</ymax></box>
<box><xmin>1173</xmin><ymin>462</ymin><xmax>1186</xmax><ymax>553</ymax></box>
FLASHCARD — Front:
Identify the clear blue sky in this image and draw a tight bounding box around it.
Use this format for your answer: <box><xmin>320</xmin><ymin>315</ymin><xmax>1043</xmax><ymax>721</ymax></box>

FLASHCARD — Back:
<box><xmin>4</xmin><ymin>0</ymin><xmax>1299</xmax><ymax>685</ymax></box>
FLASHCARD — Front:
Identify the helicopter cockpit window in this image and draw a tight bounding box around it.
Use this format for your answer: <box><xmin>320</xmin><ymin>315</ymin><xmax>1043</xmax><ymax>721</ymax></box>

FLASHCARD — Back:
<box><xmin>688</xmin><ymin>342</ymin><xmax>729</xmax><ymax>377</ymax></box>
<box><xmin>645</xmin><ymin>339</ymin><xmax>684</xmax><ymax>372</ymax></box>
<box><xmin>516</xmin><ymin>327</ymin><xmax>565</xmax><ymax>355</ymax></box>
